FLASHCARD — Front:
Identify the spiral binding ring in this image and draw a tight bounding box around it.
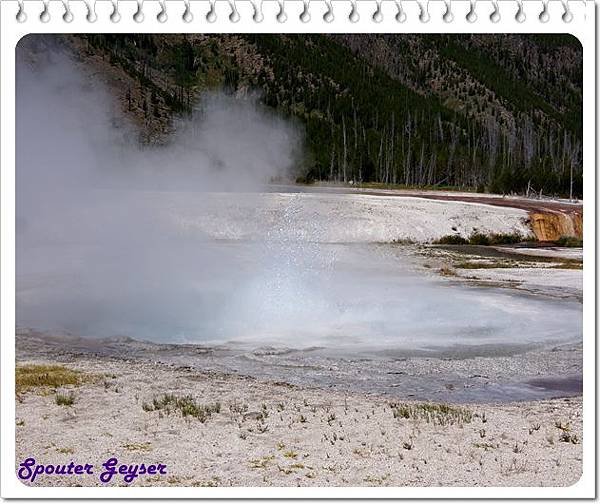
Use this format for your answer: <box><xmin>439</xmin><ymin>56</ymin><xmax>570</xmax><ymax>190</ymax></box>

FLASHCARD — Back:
<box><xmin>538</xmin><ymin>0</ymin><xmax>549</xmax><ymax>22</ymax></box>
<box><xmin>157</xmin><ymin>0</ymin><xmax>168</xmax><ymax>22</ymax></box>
<box><xmin>394</xmin><ymin>0</ymin><xmax>406</xmax><ymax>22</ymax></box>
<box><xmin>13</xmin><ymin>0</ymin><xmax>578</xmax><ymax>25</ymax></box>
<box><xmin>466</xmin><ymin>0</ymin><xmax>477</xmax><ymax>22</ymax></box>
<box><xmin>561</xmin><ymin>0</ymin><xmax>573</xmax><ymax>22</ymax></box>
<box><xmin>490</xmin><ymin>0</ymin><xmax>500</xmax><ymax>22</ymax></box>
<box><xmin>515</xmin><ymin>0</ymin><xmax>526</xmax><ymax>22</ymax></box>
<box><xmin>61</xmin><ymin>0</ymin><xmax>74</xmax><ymax>21</ymax></box>
<box><xmin>229</xmin><ymin>0</ymin><xmax>241</xmax><ymax>22</ymax></box>
<box><xmin>133</xmin><ymin>0</ymin><xmax>144</xmax><ymax>22</ymax></box>
<box><xmin>300</xmin><ymin>0</ymin><xmax>310</xmax><ymax>22</ymax></box>
<box><xmin>442</xmin><ymin>0</ymin><xmax>453</xmax><ymax>22</ymax></box>
<box><xmin>182</xmin><ymin>0</ymin><xmax>193</xmax><ymax>21</ymax></box>
<box><xmin>372</xmin><ymin>0</ymin><xmax>383</xmax><ymax>22</ymax></box>
<box><xmin>16</xmin><ymin>0</ymin><xmax>27</xmax><ymax>22</ymax></box>
<box><xmin>348</xmin><ymin>0</ymin><xmax>359</xmax><ymax>22</ymax></box>
<box><xmin>85</xmin><ymin>0</ymin><xmax>97</xmax><ymax>22</ymax></box>
<box><xmin>250</xmin><ymin>0</ymin><xmax>261</xmax><ymax>21</ymax></box>
<box><xmin>206</xmin><ymin>0</ymin><xmax>217</xmax><ymax>22</ymax></box>
<box><xmin>39</xmin><ymin>0</ymin><xmax>51</xmax><ymax>22</ymax></box>
<box><xmin>276</xmin><ymin>0</ymin><xmax>287</xmax><ymax>22</ymax></box>
<box><xmin>417</xmin><ymin>0</ymin><xmax>430</xmax><ymax>22</ymax></box>
<box><xmin>323</xmin><ymin>0</ymin><xmax>334</xmax><ymax>22</ymax></box>
<box><xmin>110</xmin><ymin>0</ymin><xmax>121</xmax><ymax>22</ymax></box>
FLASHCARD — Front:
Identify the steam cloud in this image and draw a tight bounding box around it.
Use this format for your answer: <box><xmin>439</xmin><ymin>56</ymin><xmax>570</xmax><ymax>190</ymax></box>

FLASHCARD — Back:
<box><xmin>16</xmin><ymin>37</ymin><xmax>304</xmax><ymax>341</ymax></box>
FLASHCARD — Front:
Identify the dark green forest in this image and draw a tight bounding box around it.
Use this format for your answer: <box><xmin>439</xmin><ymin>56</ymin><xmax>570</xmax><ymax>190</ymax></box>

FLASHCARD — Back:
<box><xmin>72</xmin><ymin>34</ymin><xmax>583</xmax><ymax>198</ymax></box>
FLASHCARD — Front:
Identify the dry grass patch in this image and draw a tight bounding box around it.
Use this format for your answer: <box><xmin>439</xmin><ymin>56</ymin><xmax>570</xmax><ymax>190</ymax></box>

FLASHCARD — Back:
<box><xmin>391</xmin><ymin>402</ymin><xmax>473</xmax><ymax>426</ymax></box>
<box><xmin>16</xmin><ymin>364</ymin><xmax>92</xmax><ymax>394</ymax></box>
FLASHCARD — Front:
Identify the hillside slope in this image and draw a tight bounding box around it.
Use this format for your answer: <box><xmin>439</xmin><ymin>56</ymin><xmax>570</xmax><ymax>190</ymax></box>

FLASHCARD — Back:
<box><xmin>60</xmin><ymin>34</ymin><xmax>582</xmax><ymax>197</ymax></box>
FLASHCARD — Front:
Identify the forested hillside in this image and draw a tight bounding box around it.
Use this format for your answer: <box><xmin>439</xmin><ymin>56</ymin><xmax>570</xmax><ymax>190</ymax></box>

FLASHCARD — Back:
<box><xmin>66</xmin><ymin>34</ymin><xmax>582</xmax><ymax>197</ymax></box>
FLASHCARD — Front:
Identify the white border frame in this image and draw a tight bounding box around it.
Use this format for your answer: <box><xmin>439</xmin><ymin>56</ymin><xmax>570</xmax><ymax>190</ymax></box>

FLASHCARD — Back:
<box><xmin>0</xmin><ymin>0</ymin><xmax>595</xmax><ymax>498</ymax></box>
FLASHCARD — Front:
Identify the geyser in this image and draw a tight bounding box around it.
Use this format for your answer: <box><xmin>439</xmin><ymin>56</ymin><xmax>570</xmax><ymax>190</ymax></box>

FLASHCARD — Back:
<box><xmin>16</xmin><ymin>38</ymin><xmax>582</xmax><ymax>354</ymax></box>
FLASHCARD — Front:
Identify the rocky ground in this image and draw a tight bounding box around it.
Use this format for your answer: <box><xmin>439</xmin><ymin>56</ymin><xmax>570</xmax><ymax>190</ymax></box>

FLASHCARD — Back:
<box><xmin>15</xmin><ymin>356</ymin><xmax>582</xmax><ymax>487</ymax></box>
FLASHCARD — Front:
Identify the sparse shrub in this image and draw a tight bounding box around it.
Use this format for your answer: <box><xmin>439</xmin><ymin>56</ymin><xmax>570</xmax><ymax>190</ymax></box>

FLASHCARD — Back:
<box><xmin>434</xmin><ymin>232</ymin><xmax>524</xmax><ymax>246</ymax></box>
<box><xmin>487</xmin><ymin>232</ymin><xmax>524</xmax><ymax>245</ymax></box>
<box><xmin>433</xmin><ymin>234</ymin><xmax>469</xmax><ymax>245</ymax></box>
<box><xmin>142</xmin><ymin>393</ymin><xmax>220</xmax><ymax>423</ymax></box>
<box><xmin>468</xmin><ymin>233</ymin><xmax>491</xmax><ymax>245</ymax></box>
<box><xmin>555</xmin><ymin>236</ymin><xmax>583</xmax><ymax>247</ymax></box>
<box><xmin>55</xmin><ymin>391</ymin><xmax>75</xmax><ymax>406</ymax></box>
<box><xmin>559</xmin><ymin>432</ymin><xmax>580</xmax><ymax>444</ymax></box>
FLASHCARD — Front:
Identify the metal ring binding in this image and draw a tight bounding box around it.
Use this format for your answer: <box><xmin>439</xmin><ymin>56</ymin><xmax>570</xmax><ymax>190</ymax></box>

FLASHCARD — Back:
<box><xmin>276</xmin><ymin>0</ymin><xmax>287</xmax><ymax>22</ymax></box>
<box><xmin>157</xmin><ymin>0</ymin><xmax>168</xmax><ymax>22</ymax></box>
<box><xmin>229</xmin><ymin>0</ymin><xmax>241</xmax><ymax>22</ymax></box>
<box><xmin>133</xmin><ymin>0</ymin><xmax>144</xmax><ymax>22</ymax></box>
<box><xmin>515</xmin><ymin>0</ymin><xmax>526</xmax><ymax>22</ymax></box>
<box><xmin>85</xmin><ymin>0</ymin><xmax>97</xmax><ymax>22</ymax></box>
<box><xmin>372</xmin><ymin>0</ymin><xmax>383</xmax><ymax>22</ymax></box>
<box><xmin>12</xmin><ymin>0</ymin><xmax>581</xmax><ymax>25</ymax></box>
<box><xmin>39</xmin><ymin>0</ymin><xmax>51</xmax><ymax>22</ymax></box>
<box><xmin>251</xmin><ymin>0</ymin><xmax>263</xmax><ymax>21</ymax></box>
<box><xmin>61</xmin><ymin>0</ymin><xmax>74</xmax><ymax>21</ymax></box>
<box><xmin>206</xmin><ymin>0</ymin><xmax>217</xmax><ymax>22</ymax></box>
<box><xmin>442</xmin><ymin>0</ymin><xmax>453</xmax><ymax>22</ymax></box>
<box><xmin>110</xmin><ymin>0</ymin><xmax>121</xmax><ymax>22</ymax></box>
<box><xmin>490</xmin><ymin>0</ymin><xmax>500</xmax><ymax>22</ymax></box>
<box><xmin>16</xmin><ymin>0</ymin><xmax>27</xmax><ymax>22</ymax></box>
<box><xmin>299</xmin><ymin>0</ymin><xmax>310</xmax><ymax>22</ymax></box>
<box><xmin>466</xmin><ymin>0</ymin><xmax>477</xmax><ymax>22</ymax></box>
<box><xmin>417</xmin><ymin>0</ymin><xmax>430</xmax><ymax>22</ymax></box>
<box><xmin>182</xmin><ymin>0</ymin><xmax>193</xmax><ymax>22</ymax></box>
<box><xmin>561</xmin><ymin>0</ymin><xmax>573</xmax><ymax>22</ymax></box>
<box><xmin>323</xmin><ymin>0</ymin><xmax>334</xmax><ymax>22</ymax></box>
<box><xmin>539</xmin><ymin>0</ymin><xmax>549</xmax><ymax>22</ymax></box>
<box><xmin>348</xmin><ymin>0</ymin><xmax>359</xmax><ymax>22</ymax></box>
<box><xmin>394</xmin><ymin>0</ymin><xmax>406</xmax><ymax>22</ymax></box>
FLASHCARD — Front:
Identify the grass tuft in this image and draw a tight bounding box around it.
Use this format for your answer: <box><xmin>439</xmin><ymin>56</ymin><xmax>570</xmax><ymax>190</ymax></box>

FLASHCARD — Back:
<box><xmin>55</xmin><ymin>391</ymin><xmax>75</xmax><ymax>406</ymax></box>
<box><xmin>142</xmin><ymin>393</ymin><xmax>221</xmax><ymax>422</ymax></box>
<box><xmin>390</xmin><ymin>402</ymin><xmax>472</xmax><ymax>426</ymax></box>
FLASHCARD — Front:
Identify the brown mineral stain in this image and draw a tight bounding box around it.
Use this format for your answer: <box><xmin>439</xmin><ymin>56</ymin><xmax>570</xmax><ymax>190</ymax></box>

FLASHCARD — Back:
<box><xmin>529</xmin><ymin>212</ymin><xmax>582</xmax><ymax>241</ymax></box>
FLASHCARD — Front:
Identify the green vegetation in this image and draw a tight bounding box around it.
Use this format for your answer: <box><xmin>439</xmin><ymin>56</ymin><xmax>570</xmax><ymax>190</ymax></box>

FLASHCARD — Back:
<box><xmin>434</xmin><ymin>232</ymin><xmax>525</xmax><ymax>246</ymax></box>
<box><xmin>555</xmin><ymin>236</ymin><xmax>583</xmax><ymax>247</ymax></box>
<box><xmin>453</xmin><ymin>260</ymin><xmax>518</xmax><ymax>269</ymax></box>
<box><xmin>433</xmin><ymin>235</ymin><xmax>469</xmax><ymax>245</ymax></box>
<box><xmin>390</xmin><ymin>402</ymin><xmax>473</xmax><ymax>426</ymax></box>
<box><xmin>142</xmin><ymin>393</ymin><xmax>221</xmax><ymax>422</ymax></box>
<box><xmin>55</xmin><ymin>391</ymin><xmax>75</xmax><ymax>406</ymax></box>
<box><xmin>73</xmin><ymin>34</ymin><xmax>582</xmax><ymax>198</ymax></box>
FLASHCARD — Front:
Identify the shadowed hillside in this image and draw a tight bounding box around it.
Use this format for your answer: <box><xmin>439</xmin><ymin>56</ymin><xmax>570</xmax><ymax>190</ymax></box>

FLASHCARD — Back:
<box><xmin>59</xmin><ymin>34</ymin><xmax>582</xmax><ymax>198</ymax></box>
